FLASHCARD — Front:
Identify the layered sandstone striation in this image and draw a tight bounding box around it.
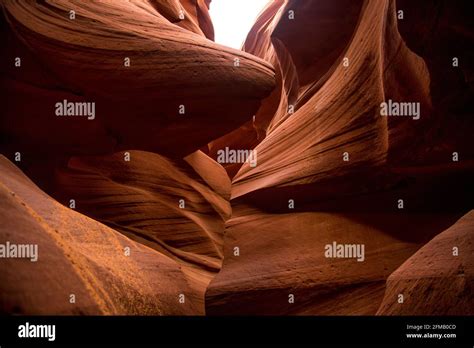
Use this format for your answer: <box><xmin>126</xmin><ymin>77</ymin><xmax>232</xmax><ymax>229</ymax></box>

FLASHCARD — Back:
<box><xmin>0</xmin><ymin>0</ymin><xmax>271</xmax><ymax>315</ymax></box>
<box><xmin>0</xmin><ymin>155</ymin><xmax>202</xmax><ymax>314</ymax></box>
<box><xmin>205</xmin><ymin>0</ymin><xmax>474</xmax><ymax>315</ymax></box>
<box><xmin>0</xmin><ymin>0</ymin><xmax>472</xmax><ymax>316</ymax></box>
<box><xmin>54</xmin><ymin>150</ymin><xmax>231</xmax><ymax>309</ymax></box>
<box><xmin>0</xmin><ymin>0</ymin><xmax>274</xmax><ymax>159</ymax></box>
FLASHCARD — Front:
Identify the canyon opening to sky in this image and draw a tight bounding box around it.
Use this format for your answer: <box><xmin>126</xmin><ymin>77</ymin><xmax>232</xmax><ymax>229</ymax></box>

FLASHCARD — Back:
<box><xmin>209</xmin><ymin>0</ymin><xmax>270</xmax><ymax>49</ymax></box>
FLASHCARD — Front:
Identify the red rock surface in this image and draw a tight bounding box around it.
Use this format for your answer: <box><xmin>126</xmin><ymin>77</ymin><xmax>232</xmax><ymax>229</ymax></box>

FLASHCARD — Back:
<box><xmin>0</xmin><ymin>0</ymin><xmax>274</xmax><ymax>158</ymax></box>
<box><xmin>54</xmin><ymin>150</ymin><xmax>231</xmax><ymax>306</ymax></box>
<box><xmin>377</xmin><ymin>210</ymin><xmax>474</xmax><ymax>315</ymax></box>
<box><xmin>0</xmin><ymin>0</ymin><xmax>473</xmax><ymax>316</ymax></box>
<box><xmin>0</xmin><ymin>0</ymin><xmax>247</xmax><ymax>315</ymax></box>
<box><xmin>0</xmin><ymin>155</ymin><xmax>202</xmax><ymax>314</ymax></box>
<box><xmin>205</xmin><ymin>0</ymin><xmax>473</xmax><ymax>315</ymax></box>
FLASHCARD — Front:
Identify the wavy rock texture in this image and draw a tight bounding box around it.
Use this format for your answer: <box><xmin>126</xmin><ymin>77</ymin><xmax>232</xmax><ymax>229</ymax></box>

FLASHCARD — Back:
<box><xmin>150</xmin><ymin>0</ymin><xmax>214</xmax><ymax>39</ymax></box>
<box><xmin>0</xmin><ymin>155</ymin><xmax>202</xmax><ymax>315</ymax></box>
<box><xmin>231</xmin><ymin>0</ymin><xmax>430</xmax><ymax>199</ymax></box>
<box><xmin>377</xmin><ymin>210</ymin><xmax>474</xmax><ymax>315</ymax></box>
<box><xmin>1</xmin><ymin>0</ymin><xmax>473</xmax><ymax>316</ymax></box>
<box><xmin>54</xmin><ymin>150</ymin><xmax>231</xmax><ymax>305</ymax></box>
<box><xmin>0</xmin><ymin>0</ymin><xmax>274</xmax><ymax>160</ymax></box>
<box><xmin>0</xmin><ymin>0</ymin><xmax>268</xmax><ymax>315</ymax></box>
<box><xmin>205</xmin><ymin>0</ymin><xmax>474</xmax><ymax>315</ymax></box>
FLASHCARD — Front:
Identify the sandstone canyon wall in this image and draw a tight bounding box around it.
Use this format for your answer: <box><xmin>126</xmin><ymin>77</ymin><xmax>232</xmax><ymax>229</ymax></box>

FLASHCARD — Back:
<box><xmin>206</xmin><ymin>0</ymin><xmax>474</xmax><ymax>315</ymax></box>
<box><xmin>0</xmin><ymin>0</ymin><xmax>473</xmax><ymax>315</ymax></box>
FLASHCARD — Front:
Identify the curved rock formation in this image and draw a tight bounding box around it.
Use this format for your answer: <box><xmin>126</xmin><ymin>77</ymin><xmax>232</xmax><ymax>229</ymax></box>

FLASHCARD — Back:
<box><xmin>0</xmin><ymin>155</ymin><xmax>202</xmax><ymax>315</ymax></box>
<box><xmin>54</xmin><ymin>150</ymin><xmax>231</xmax><ymax>304</ymax></box>
<box><xmin>0</xmin><ymin>0</ymin><xmax>270</xmax><ymax>315</ymax></box>
<box><xmin>377</xmin><ymin>210</ymin><xmax>474</xmax><ymax>315</ymax></box>
<box><xmin>231</xmin><ymin>0</ymin><xmax>431</xmax><ymax>200</ymax></box>
<box><xmin>1</xmin><ymin>0</ymin><xmax>472</xmax><ymax>317</ymax></box>
<box><xmin>0</xmin><ymin>0</ymin><xmax>274</xmax><ymax>160</ymax></box>
<box><xmin>205</xmin><ymin>0</ymin><xmax>474</xmax><ymax>315</ymax></box>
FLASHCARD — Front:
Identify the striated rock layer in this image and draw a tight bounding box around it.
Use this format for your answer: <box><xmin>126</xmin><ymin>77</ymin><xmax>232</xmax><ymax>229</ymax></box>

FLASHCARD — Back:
<box><xmin>205</xmin><ymin>0</ymin><xmax>473</xmax><ymax>315</ymax></box>
<box><xmin>0</xmin><ymin>0</ymin><xmax>270</xmax><ymax>315</ymax></box>
<box><xmin>1</xmin><ymin>0</ymin><xmax>473</xmax><ymax>316</ymax></box>
<box><xmin>54</xmin><ymin>150</ymin><xmax>231</xmax><ymax>304</ymax></box>
<box><xmin>0</xmin><ymin>155</ymin><xmax>202</xmax><ymax>315</ymax></box>
<box><xmin>0</xmin><ymin>0</ymin><xmax>275</xmax><ymax>190</ymax></box>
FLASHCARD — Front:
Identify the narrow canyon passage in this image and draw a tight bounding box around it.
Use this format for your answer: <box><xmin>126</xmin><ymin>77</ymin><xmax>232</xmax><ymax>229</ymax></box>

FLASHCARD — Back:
<box><xmin>0</xmin><ymin>0</ymin><xmax>473</xmax><ymax>316</ymax></box>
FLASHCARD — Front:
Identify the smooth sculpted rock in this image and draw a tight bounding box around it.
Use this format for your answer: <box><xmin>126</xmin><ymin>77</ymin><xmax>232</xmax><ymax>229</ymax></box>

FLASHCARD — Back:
<box><xmin>231</xmin><ymin>0</ymin><xmax>430</xmax><ymax>201</ymax></box>
<box><xmin>1</xmin><ymin>0</ymin><xmax>472</xmax><ymax>317</ymax></box>
<box><xmin>206</xmin><ymin>0</ymin><xmax>474</xmax><ymax>315</ymax></box>
<box><xmin>208</xmin><ymin>0</ymin><xmax>363</xmax><ymax>176</ymax></box>
<box><xmin>377</xmin><ymin>210</ymin><xmax>474</xmax><ymax>315</ymax></box>
<box><xmin>54</xmin><ymin>150</ymin><xmax>231</xmax><ymax>307</ymax></box>
<box><xmin>0</xmin><ymin>155</ymin><xmax>202</xmax><ymax>315</ymax></box>
<box><xmin>0</xmin><ymin>0</ymin><xmax>275</xmax><ymax>159</ymax></box>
